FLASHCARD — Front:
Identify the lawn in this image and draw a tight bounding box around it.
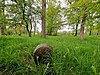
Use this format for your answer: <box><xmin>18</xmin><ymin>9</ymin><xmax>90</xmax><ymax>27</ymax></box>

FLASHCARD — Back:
<box><xmin>0</xmin><ymin>35</ymin><xmax>100</xmax><ymax>75</ymax></box>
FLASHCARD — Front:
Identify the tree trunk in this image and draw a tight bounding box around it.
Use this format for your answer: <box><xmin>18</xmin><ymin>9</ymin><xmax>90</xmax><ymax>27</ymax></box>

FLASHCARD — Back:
<box><xmin>1</xmin><ymin>27</ymin><xmax>5</xmax><ymax>35</ymax></box>
<box><xmin>24</xmin><ymin>20</ymin><xmax>29</xmax><ymax>34</ymax></box>
<box><xmin>29</xmin><ymin>19</ymin><xmax>33</xmax><ymax>37</ymax></box>
<box><xmin>14</xmin><ymin>24</ymin><xmax>17</xmax><ymax>35</ymax></box>
<box><xmin>80</xmin><ymin>3</ymin><xmax>88</xmax><ymax>40</ymax></box>
<box><xmin>97</xmin><ymin>32</ymin><xmax>99</xmax><ymax>35</ymax></box>
<box><xmin>42</xmin><ymin>0</ymin><xmax>46</xmax><ymax>38</ymax></box>
<box><xmin>0</xmin><ymin>27</ymin><xmax>1</xmax><ymax>35</ymax></box>
<box><xmin>80</xmin><ymin>24</ymin><xmax>85</xmax><ymax>40</ymax></box>
<box><xmin>19</xmin><ymin>24</ymin><xmax>22</xmax><ymax>36</ymax></box>
<box><xmin>80</xmin><ymin>15</ymin><xmax>86</xmax><ymax>40</ymax></box>
<box><xmin>24</xmin><ymin>16</ymin><xmax>32</xmax><ymax>37</ymax></box>
<box><xmin>29</xmin><ymin>27</ymin><xmax>32</xmax><ymax>37</ymax></box>
<box><xmin>74</xmin><ymin>24</ymin><xmax>78</xmax><ymax>36</ymax></box>
<box><xmin>22</xmin><ymin>3</ymin><xmax>30</xmax><ymax>37</ymax></box>
<box><xmin>29</xmin><ymin>31</ymin><xmax>32</xmax><ymax>37</ymax></box>
<box><xmin>1</xmin><ymin>0</ymin><xmax>6</xmax><ymax>35</ymax></box>
<box><xmin>89</xmin><ymin>30</ymin><xmax>92</xmax><ymax>35</ymax></box>
<box><xmin>34</xmin><ymin>21</ymin><xmax>36</xmax><ymax>36</ymax></box>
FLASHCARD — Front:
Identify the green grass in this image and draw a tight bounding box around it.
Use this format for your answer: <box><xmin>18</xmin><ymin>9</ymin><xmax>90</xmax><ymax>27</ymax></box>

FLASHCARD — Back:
<box><xmin>0</xmin><ymin>35</ymin><xmax>100</xmax><ymax>75</ymax></box>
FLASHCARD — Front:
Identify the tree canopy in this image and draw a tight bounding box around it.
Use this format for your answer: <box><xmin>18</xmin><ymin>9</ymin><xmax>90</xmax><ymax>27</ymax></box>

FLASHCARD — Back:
<box><xmin>0</xmin><ymin>0</ymin><xmax>100</xmax><ymax>38</ymax></box>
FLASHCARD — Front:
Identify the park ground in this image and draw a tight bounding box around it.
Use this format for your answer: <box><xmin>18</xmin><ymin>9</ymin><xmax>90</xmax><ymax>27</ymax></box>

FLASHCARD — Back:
<box><xmin>0</xmin><ymin>35</ymin><xmax>100</xmax><ymax>75</ymax></box>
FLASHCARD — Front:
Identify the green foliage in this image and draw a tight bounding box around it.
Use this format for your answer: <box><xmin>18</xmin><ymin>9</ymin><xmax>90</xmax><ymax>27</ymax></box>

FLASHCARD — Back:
<box><xmin>0</xmin><ymin>0</ymin><xmax>41</xmax><ymax>36</ymax></box>
<box><xmin>0</xmin><ymin>0</ymin><xmax>8</xmax><ymax>27</ymax></box>
<box><xmin>46</xmin><ymin>1</ymin><xmax>62</xmax><ymax>35</ymax></box>
<box><xmin>0</xmin><ymin>35</ymin><xmax>100</xmax><ymax>75</ymax></box>
<box><xmin>64</xmin><ymin>0</ymin><xmax>100</xmax><ymax>36</ymax></box>
<box><xmin>0</xmin><ymin>0</ymin><xmax>100</xmax><ymax>36</ymax></box>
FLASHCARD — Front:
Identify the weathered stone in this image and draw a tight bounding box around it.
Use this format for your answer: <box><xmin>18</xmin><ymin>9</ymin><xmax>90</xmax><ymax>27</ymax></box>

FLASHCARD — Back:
<box><xmin>33</xmin><ymin>44</ymin><xmax>53</xmax><ymax>66</ymax></box>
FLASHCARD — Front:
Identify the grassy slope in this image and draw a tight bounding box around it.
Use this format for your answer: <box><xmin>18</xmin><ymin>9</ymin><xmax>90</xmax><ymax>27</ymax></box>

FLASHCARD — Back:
<box><xmin>0</xmin><ymin>35</ymin><xmax>100</xmax><ymax>75</ymax></box>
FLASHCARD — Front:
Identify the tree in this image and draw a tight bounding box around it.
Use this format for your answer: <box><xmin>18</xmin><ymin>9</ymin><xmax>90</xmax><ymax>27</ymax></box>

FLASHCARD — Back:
<box><xmin>64</xmin><ymin>7</ymin><xmax>80</xmax><ymax>36</ymax></box>
<box><xmin>93</xmin><ymin>0</ymin><xmax>100</xmax><ymax>35</ymax></box>
<box><xmin>41</xmin><ymin>0</ymin><xmax>46</xmax><ymax>38</ymax></box>
<box><xmin>46</xmin><ymin>1</ymin><xmax>62</xmax><ymax>36</ymax></box>
<box><xmin>95</xmin><ymin>23</ymin><xmax>100</xmax><ymax>35</ymax></box>
<box><xmin>0</xmin><ymin>0</ymin><xmax>7</xmax><ymax>35</ymax></box>
<box><xmin>65</xmin><ymin>0</ymin><xmax>94</xmax><ymax>39</ymax></box>
<box><xmin>10</xmin><ymin>0</ymin><xmax>40</xmax><ymax>37</ymax></box>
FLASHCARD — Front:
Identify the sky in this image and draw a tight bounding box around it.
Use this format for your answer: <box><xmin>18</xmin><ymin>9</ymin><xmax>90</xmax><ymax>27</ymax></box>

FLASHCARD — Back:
<box><xmin>60</xmin><ymin>0</ymin><xmax>66</xmax><ymax>7</ymax></box>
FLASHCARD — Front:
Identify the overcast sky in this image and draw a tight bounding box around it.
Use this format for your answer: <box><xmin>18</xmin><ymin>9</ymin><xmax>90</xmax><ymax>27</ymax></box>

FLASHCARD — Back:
<box><xmin>60</xmin><ymin>0</ymin><xmax>66</xmax><ymax>7</ymax></box>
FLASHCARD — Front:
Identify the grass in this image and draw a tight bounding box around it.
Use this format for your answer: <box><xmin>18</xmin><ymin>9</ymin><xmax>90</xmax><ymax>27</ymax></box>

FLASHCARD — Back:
<box><xmin>0</xmin><ymin>35</ymin><xmax>100</xmax><ymax>75</ymax></box>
